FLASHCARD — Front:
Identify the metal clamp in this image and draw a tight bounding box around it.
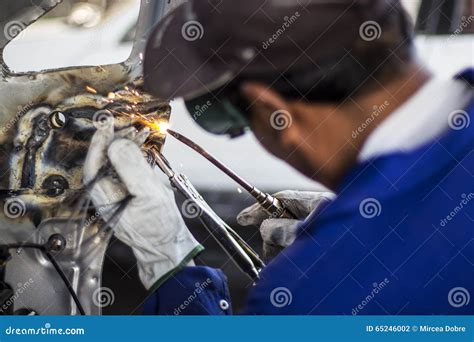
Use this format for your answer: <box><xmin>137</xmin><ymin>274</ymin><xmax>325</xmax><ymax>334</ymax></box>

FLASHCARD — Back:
<box><xmin>149</xmin><ymin>148</ymin><xmax>264</xmax><ymax>281</ymax></box>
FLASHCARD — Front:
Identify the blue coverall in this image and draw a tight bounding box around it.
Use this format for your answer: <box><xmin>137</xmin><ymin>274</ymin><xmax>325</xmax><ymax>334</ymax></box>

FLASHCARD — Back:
<box><xmin>145</xmin><ymin>69</ymin><xmax>474</xmax><ymax>315</ymax></box>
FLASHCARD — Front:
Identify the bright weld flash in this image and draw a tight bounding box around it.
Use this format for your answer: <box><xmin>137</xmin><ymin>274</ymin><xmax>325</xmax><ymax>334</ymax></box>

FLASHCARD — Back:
<box><xmin>149</xmin><ymin>121</ymin><xmax>170</xmax><ymax>134</ymax></box>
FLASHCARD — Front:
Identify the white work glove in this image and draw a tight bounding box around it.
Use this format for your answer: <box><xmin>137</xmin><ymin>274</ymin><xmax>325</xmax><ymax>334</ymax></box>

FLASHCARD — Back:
<box><xmin>84</xmin><ymin>125</ymin><xmax>203</xmax><ymax>291</ymax></box>
<box><xmin>237</xmin><ymin>190</ymin><xmax>335</xmax><ymax>259</ymax></box>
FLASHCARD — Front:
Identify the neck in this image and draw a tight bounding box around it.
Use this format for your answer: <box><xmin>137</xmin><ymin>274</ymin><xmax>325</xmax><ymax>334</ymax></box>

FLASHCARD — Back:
<box><xmin>349</xmin><ymin>62</ymin><xmax>432</xmax><ymax>153</ymax></box>
<box><xmin>310</xmin><ymin>62</ymin><xmax>432</xmax><ymax>190</ymax></box>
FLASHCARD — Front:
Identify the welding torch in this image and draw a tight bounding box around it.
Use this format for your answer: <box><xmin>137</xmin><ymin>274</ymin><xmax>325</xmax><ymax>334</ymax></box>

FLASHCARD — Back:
<box><xmin>165</xmin><ymin>129</ymin><xmax>296</xmax><ymax>220</ymax></box>
<box><xmin>148</xmin><ymin>147</ymin><xmax>264</xmax><ymax>281</ymax></box>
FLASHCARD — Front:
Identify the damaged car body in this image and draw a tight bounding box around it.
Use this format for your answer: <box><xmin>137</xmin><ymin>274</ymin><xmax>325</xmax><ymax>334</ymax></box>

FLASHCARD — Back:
<box><xmin>0</xmin><ymin>0</ymin><xmax>180</xmax><ymax>315</ymax></box>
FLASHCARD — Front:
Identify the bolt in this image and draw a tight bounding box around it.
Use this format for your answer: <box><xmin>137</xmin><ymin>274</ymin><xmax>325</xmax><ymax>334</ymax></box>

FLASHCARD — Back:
<box><xmin>46</xmin><ymin>234</ymin><xmax>67</xmax><ymax>253</ymax></box>
<box><xmin>49</xmin><ymin>111</ymin><xmax>67</xmax><ymax>129</ymax></box>
<box><xmin>42</xmin><ymin>175</ymin><xmax>69</xmax><ymax>197</ymax></box>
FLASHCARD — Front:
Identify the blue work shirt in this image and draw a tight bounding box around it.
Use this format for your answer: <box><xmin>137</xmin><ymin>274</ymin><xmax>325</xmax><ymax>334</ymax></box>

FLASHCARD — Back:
<box><xmin>144</xmin><ymin>69</ymin><xmax>474</xmax><ymax>315</ymax></box>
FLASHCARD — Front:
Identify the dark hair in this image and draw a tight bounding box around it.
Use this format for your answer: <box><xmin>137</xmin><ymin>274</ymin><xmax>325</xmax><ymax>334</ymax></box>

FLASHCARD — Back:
<box><xmin>268</xmin><ymin>6</ymin><xmax>415</xmax><ymax>103</ymax></box>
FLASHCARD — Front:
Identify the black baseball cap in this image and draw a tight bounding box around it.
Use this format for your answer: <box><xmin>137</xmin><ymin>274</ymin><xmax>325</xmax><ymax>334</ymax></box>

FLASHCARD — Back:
<box><xmin>144</xmin><ymin>0</ymin><xmax>400</xmax><ymax>100</ymax></box>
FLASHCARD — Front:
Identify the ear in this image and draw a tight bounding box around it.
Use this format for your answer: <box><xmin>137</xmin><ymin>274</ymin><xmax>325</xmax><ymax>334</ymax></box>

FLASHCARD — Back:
<box><xmin>241</xmin><ymin>82</ymin><xmax>289</xmax><ymax>115</ymax></box>
<box><xmin>240</xmin><ymin>82</ymin><xmax>294</xmax><ymax>138</ymax></box>
<box><xmin>240</xmin><ymin>82</ymin><xmax>299</xmax><ymax>158</ymax></box>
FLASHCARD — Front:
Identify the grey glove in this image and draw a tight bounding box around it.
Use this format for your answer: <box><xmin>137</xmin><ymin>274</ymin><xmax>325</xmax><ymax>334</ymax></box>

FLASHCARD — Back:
<box><xmin>237</xmin><ymin>191</ymin><xmax>334</xmax><ymax>256</ymax></box>
<box><xmin>84</xmin><ymin>125</ymin><xmax>203</xmax><ymax>291</ymax></box>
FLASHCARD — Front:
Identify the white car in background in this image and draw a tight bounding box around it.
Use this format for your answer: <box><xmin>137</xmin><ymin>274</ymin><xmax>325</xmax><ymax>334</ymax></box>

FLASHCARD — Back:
<box><xmin>404</xmin><ymin>0</ymin><xmax>473</xmax><ymax>77</ymax></box>
<box><xmin>4</xmin><ymin>0</ymin><xmax>473</xmax><ymax>192</ymax></box>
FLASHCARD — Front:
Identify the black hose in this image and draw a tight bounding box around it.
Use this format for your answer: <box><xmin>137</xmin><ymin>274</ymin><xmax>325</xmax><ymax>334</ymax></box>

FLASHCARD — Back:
<box><xmin>44</xmin><ymin>251</ymin><xmax>86</xmax><ymax>316</ymax></box>
<box><xmin>1</xmin><ymin>243</ymin><xmax>86</xmax><ymax>316</ymax></box>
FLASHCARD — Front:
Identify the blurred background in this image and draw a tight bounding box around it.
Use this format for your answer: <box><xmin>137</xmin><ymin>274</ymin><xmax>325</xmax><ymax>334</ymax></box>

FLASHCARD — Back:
<box><xmin>3</xmin><ymin>0</ymin><xmax>473</xmax><ymax>314</ymax></box>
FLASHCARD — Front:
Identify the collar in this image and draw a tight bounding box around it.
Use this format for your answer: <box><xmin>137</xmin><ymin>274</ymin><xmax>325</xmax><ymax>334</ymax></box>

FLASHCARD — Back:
<box><xmin>358</xmin><ymin>75</ymin><xmax>472</xmax><ymax>162</ymax></box>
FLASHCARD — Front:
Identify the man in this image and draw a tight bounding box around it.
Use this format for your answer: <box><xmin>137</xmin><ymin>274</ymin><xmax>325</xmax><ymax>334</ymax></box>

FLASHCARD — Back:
<box><xmin>85</xmin><ymin>0</ymin><xmax>473</xmax><ymax>314</ymax></box>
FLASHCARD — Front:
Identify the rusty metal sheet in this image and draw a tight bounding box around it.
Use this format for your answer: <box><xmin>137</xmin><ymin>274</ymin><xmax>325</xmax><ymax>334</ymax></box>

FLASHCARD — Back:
<box><xmin>0</xmin><ymin>0</ymin><xmax>180</xmax><ymax>315</ymax></box>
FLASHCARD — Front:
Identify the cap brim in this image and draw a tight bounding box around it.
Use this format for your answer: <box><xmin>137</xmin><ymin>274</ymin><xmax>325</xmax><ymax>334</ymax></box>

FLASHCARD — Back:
<box><xmin>144</xmin><ymin>4</ymin><xmax>233</xmax><ymax>100</ymax></box>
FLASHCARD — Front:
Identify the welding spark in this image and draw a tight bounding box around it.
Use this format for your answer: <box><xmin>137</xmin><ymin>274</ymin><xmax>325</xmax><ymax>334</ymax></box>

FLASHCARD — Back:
<box><xmin>135</xmin><ymin>116</ymin><xmax>170</xmax><ymax>134</ymax></box>
<box><xmin>150</xmin><ymin>121</ymin><xmax>170</xmax><ymax>134</ymax></box>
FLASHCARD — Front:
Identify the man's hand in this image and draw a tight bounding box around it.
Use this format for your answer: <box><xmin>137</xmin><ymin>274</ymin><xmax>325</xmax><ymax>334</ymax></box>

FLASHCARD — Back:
<box><xmin>237</xmin><ymin>190</ymin><xmax>334</xmax><ymax>260</ymax></box>
<box><xmin>84</xmin><ymin>125</ymin><xmax>203</xmax><ymax>291</ymax></box>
